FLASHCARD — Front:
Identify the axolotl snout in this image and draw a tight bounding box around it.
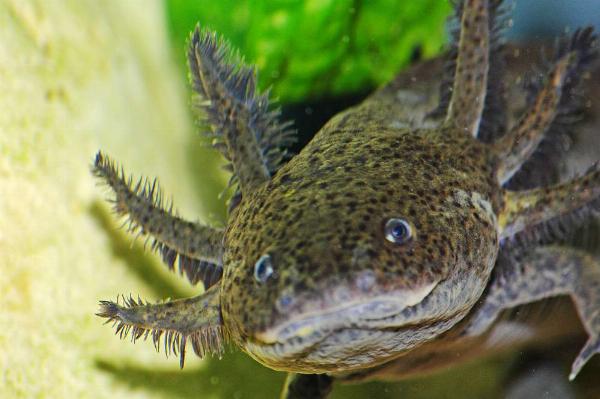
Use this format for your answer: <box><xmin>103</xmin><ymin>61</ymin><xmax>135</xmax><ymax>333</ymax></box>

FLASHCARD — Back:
<box><xmin>94</xmin><ymin>0</ymin><xmax>600</xmax><ymax>397</ymax></box>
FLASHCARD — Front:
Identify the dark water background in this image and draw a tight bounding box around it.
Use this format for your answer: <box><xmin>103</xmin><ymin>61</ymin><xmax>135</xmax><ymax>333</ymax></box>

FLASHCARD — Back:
<box><xmin>508</xmin><ymin>0</ymin><xmax>600</xmax><ymax>39</ymax></box>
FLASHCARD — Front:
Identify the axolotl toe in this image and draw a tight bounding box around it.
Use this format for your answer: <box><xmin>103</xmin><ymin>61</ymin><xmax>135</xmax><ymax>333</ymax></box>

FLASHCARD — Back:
<box><xmin>94</xmin><ymin>0</ymin><xmax>600</xmax><ymax>397</ymax></box>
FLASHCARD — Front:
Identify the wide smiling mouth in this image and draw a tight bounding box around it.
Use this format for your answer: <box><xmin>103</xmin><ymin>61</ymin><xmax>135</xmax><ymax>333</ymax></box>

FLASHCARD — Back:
<box><xmin>249</xmin><ymin>282</ymin><xmax>439</xmax><ymax>359</ymax></box>
<box><xmin>256</xmin><ymin>298</ymin><xmax>407</xmax><ymax>345</ymax></box>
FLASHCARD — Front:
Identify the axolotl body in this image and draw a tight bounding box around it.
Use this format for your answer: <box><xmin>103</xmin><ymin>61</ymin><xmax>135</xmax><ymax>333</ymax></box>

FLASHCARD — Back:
<box><xmin>95</xmin><ymin>0</ymin><xmax>600</xmax><ymax>397</ymax></box>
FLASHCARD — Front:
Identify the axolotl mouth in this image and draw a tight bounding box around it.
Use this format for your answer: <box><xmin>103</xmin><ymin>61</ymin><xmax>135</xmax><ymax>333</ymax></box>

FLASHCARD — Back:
<box><xmin>243</xmin><ymin>282</ymin><xmax>454</xmax><ymax>374</ymax></box>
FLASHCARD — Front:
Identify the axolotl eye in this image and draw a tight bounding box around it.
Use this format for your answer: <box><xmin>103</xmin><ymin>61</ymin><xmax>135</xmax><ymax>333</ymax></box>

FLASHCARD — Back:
<box><xmin>254</xmin><ymin>254</ymin><xmax>274</xmax><ymax>283</ymax></box>
<box><xmin>384</xmin><ymin>218</ymin><xmax>413</xmax><ymax>244</ymax></box>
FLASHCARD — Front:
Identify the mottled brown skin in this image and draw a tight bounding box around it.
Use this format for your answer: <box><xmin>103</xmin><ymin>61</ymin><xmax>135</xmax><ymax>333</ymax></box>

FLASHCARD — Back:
<box><xmin>94</xmin><ymin>1</ymin><xmax>600</xmax><ymax>398</ymax></box>
<box><xmin>222</xmin><ymin>113</ymin><xmax>501</xmax><ymax>373</ymax></box>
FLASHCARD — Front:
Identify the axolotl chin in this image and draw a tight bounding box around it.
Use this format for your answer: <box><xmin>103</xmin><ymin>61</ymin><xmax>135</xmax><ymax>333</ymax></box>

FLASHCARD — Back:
<box><xmin>94</xmin><ymin>0</ymin><xmax>600</xmax><ymax>397</ymax></box>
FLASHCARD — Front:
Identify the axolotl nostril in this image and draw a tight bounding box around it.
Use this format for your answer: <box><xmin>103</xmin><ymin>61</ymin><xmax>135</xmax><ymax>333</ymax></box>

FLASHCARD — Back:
<box><xmin>94</xmin><ymin>0</ymin><xmax>600</xmax><ymax>397</ymax></box>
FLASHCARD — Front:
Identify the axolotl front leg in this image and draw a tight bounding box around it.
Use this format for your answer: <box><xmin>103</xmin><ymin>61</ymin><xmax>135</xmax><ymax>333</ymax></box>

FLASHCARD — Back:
<box><xmin>462</xmin><ymin>246</ymin><xmax>600</xmax><ymax>380</ymax></box>
<box><xmin>280</xmin><ymin>374</ymin><xmax>334</xmax><ymax>399</ymax></box>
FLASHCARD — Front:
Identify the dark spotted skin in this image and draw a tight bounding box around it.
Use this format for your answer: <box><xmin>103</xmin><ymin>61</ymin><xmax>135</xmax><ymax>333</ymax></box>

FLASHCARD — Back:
<box><xmin>445</xmin><ymin>0</ymin><xmax>490</xmax><ymax>136</ymax></box>
<box><xmin>94</xmin><ymin>1</ymin><xmax>600</xmax><ymax>397</ymax></box>
<box><xmin>223</xmin><ymin>117</ymin><xmax>500</xmax><ymax>339</ymax></box>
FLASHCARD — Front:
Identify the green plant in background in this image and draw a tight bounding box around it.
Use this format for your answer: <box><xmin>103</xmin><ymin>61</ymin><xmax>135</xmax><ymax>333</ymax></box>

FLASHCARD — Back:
<box><xmin>166</xmin><ymin>0</ymin><xmax>451</xmax><ymax>102</ymax></box>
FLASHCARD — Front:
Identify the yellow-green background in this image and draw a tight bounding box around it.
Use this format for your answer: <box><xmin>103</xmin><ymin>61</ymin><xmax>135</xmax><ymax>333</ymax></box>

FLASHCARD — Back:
<box><xmin>0</xmin><ymin>0</ymin><xmax>587</xmax><ymax>398</ymax></box>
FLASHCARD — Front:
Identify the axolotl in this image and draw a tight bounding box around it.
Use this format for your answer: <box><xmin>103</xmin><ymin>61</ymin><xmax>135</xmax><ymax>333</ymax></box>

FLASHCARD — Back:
<box><xmin>94</xmin><ymin>0</ymin><xmax>600</xmax><ymax>397</ymax></box>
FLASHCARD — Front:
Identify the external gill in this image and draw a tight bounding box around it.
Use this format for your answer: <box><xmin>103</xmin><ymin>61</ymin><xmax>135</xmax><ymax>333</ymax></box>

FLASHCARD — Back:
<box><xmin>494</xmin><ymin>27</ymin><xmax>599</xmax><ymax>185</ymax></box>
<box><xmin>187</xmin><ymin>26</ymin><xmax>295</xmax><ymax>198</ymax></box>
<box><xmin>97</xmin><ymin>285</ymin><xmax>225</xmax><ymax>368</ymax></box>
<box><xmin>444</xmin><ymin>0</ymin><xmax>491</xmax><ymax>137</ymax></box>
<box><xmin>93</xmin><ymin>152</ymin><xmax>224</xmax><ymax>289</ymax></box>
<box><xmin>499</xmin><ymin>164</ymin><xmax>600</xmax><ymax>241</ymax></box>
<box><xmin>432</xmin><ymin>0</ymin><xmax>508</xmax><ymax>141</ymax></box>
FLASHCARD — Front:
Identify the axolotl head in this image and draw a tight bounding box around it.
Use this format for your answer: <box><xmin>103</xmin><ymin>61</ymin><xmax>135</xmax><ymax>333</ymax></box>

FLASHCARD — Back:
<box><xmin>221</xmin><ymin>127</ymin><xmax>501</xmax><ymax>373</ymax></box>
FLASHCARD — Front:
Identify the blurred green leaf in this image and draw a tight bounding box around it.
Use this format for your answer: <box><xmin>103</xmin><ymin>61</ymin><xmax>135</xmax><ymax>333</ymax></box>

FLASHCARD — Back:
<box><xmin>165</xmin><ymin>0</ymin><xmax>451</xmax><ymax>102</ymax></box>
